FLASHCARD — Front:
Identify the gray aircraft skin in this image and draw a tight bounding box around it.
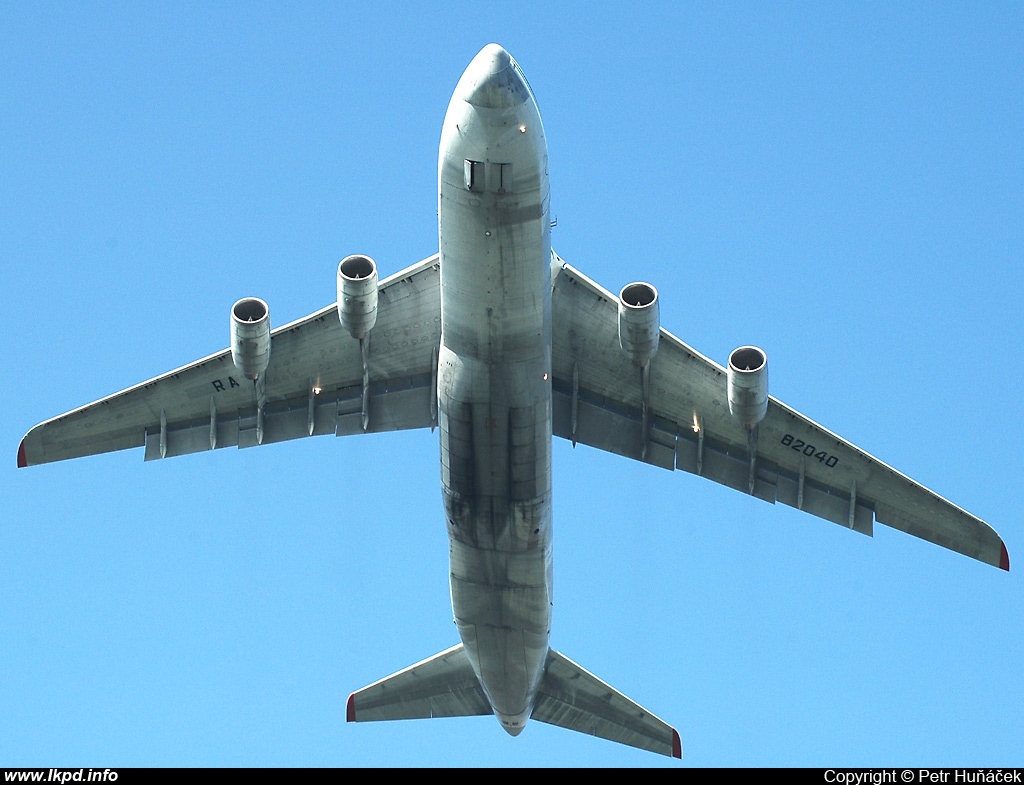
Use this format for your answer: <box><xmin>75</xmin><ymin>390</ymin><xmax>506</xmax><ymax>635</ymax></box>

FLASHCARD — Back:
<box><xmin>437</xmin><ymin>44</ymin><xmax>553</xmax><ymax>736</ymax></box>
<box><xmin>19</xmin><ymin>44</ymin><xmax>1008</xmax><ymax>759</ymax></box>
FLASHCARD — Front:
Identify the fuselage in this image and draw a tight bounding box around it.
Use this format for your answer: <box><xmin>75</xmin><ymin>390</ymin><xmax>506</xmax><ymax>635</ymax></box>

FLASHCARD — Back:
<box><xmin>437</xmin><ymin>44</ymin><xmax>553</xmax><ymax>736</ymax></box>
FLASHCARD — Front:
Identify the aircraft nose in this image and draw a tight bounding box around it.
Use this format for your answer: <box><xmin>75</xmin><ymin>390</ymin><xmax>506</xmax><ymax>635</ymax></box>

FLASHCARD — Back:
<box><xmin>462</xmin><ymin>43</ymin><xmax>530</xmax><ymax>109</ymax></box>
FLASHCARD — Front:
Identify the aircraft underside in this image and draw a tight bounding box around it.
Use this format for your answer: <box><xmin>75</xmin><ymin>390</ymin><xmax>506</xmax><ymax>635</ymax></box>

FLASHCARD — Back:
<box><xmin>19</xmin><ymin>43</ymin><xmax>1008</xmax><ymax>762</ymax></box>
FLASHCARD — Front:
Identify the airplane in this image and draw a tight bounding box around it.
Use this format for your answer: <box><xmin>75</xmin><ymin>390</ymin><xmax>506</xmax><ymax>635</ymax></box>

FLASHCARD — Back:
<box><xmin>17</xmin><ymin>43</ymin><xmax>1009</xmax><ymax>759</ymax></box>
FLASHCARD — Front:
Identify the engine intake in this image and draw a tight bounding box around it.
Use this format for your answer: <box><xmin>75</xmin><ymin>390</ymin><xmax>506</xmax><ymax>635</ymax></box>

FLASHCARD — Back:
<box><xmin>337</xmin><ymin>255</ymin><xmax>378</xmax><ymax>340</ymax></box>
<box><xmin>727</xmin><ymin>345</ymin><xmax>768</xmax><ymax>429</ymax></box>
<box><xmin>230</xmin><ymin>297</ymin><xmax>271</xmax><ymax>380</ymax></box>
<box><xmin>618</xmin><ymin>282</ymin><xmax>660</xmax><ymax>366</ymax></box>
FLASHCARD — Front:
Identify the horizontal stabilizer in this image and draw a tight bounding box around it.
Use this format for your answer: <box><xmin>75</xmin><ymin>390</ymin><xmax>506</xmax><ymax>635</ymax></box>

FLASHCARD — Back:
<box><xmin>347</xmin><ymin>643</ymin><xmax>491</xmax><ymax>722</ymax></box>
<box><xmin>532</xmin><ymin>649</ymin><xmax>681</xmax><ymax>758</ymax></box>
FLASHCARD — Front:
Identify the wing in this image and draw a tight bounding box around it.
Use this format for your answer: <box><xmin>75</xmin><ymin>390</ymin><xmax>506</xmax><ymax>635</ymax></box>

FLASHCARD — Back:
<box><xmin>549</xmin><ymin>253</ymin><xmax>1009</xmax><ymax>571</ymax></box>
<box><xmin>19</xmin><ymin>255</ymin><xmax>441</xmax><ymax>467</ymax></box>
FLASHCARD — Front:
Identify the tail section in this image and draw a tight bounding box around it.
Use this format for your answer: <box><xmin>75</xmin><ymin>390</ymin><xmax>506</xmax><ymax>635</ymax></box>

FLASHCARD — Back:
<box><xmin>532</xmin><ymin>648</ymin><xmax>682</xmax><ymax>759</ymax></box>
<box><xmin>347</xmin><ymin>643</ymin><xmax>681</xmax><ymax>759</ymax></box>
<box><xmin>347</xmin><ymin>643</ymin><xmax>491</xmax><ymax>722</ymax></box>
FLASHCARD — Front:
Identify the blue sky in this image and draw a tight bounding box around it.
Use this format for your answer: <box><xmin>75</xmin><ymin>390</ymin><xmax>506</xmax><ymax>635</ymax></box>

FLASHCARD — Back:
<box><xmin>2</xmin><ymin>1</ymin><xmax>1022</xmax><ymax>767</ymax></box>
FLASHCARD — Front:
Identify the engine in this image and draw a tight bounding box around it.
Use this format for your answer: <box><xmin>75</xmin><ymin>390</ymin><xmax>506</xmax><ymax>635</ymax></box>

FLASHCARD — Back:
<box><xmin>337</xmin><ymin>254</ymin><xmax>379</xmax><ymax>340</ymax></box>
<box><xmin>617</xmin><ymin>282</ymin><xmax>660</xmax><ymax>366</ymax></box>
<box><xmin>727</xmin><ymin>345</ymin><xmax>768</xmax><ymax>429</ymax></box>
<box><xmin>230</xmin><ymin>297</ymin><xmax>271</xmax><ymax>380</ymax></box>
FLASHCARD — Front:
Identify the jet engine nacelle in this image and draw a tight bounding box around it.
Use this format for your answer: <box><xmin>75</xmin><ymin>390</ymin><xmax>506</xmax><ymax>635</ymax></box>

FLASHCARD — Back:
<box><xmin>618</xmin><ymin>282</ymin><xmax>660</xmax><ymax>366</ymax></box>
<box><xmin>727</xmin><ymin>345</ymin><xmax>769</xmax><ymax>429</ymax></box>
<box><xmin>337</xmin><ymin>255</ymin><xmax>379</xmax><ymax>340</ymax></box>
<box><xmin>230</xmin><ymin>297</ymin><xmax>271</xmax><ymax>380</ymax></box>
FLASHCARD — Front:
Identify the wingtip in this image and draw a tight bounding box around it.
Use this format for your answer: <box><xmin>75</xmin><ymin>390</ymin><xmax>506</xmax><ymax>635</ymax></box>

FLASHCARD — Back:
<box><xmin>672</xmin><ymin>728</ymin><xmax>682</xmax><ymax>759</ymax></box>
<box><xmin>17</xmin><ymin>439</ymin><xmax>27</xmax><ymax>469</ymax></box>
<box><xmin>346</xmin><ymin>692</ymin><xmax>356</xmax><ymax>722</ymax></box>
<box><xmin>999</xmin><ymin>541</ymin><xmax>1010</xmax><ymax>572</ymax></box>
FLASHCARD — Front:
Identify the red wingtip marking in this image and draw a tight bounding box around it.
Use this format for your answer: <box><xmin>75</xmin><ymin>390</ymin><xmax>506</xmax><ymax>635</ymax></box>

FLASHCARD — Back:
<box><xmin>1000</xmin><ymin>542</ymin><xmax>1010</xmax><ymax>572</ymax></box>
<box><xmin>346</xmin><ymin>693</ymin><xmax>356</xmax><ymax>722</ymax></box>
<box><xmin>672</xmin><ymin>729</ymin><xmax>682</xmax><ymax>759</ymax></box>
<box><xmin>17</xmin><ymin>439</ymin><xmax>27</xmax><ymax>469</ymax></box>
